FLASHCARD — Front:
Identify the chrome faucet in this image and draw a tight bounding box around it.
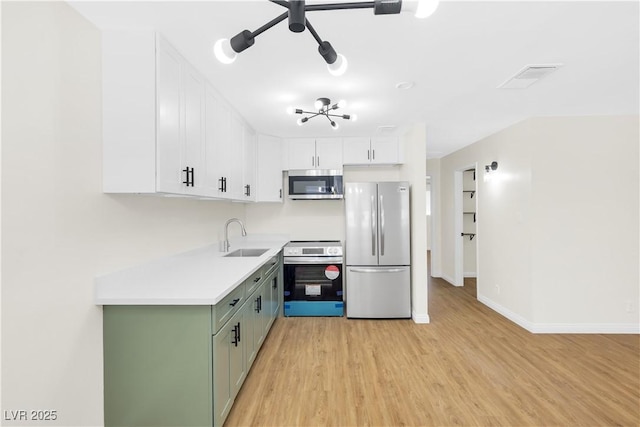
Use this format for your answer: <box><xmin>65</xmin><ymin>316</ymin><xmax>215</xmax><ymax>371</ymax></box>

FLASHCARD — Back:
<box><xmin>222</xmin><ymin>218</ymin><xmax>247</xmax><ymax>252</ymax></box>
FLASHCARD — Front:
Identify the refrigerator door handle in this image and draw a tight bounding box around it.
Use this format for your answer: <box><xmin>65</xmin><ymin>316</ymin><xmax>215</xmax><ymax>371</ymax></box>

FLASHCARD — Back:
<box><xmin>379</xmin><ymin>194</ymin><xmax>385</xmax><ymax>256</ymax></box>
<box><xmin>348</xmin><ymin>267</ymin><xmax>407</xmax><ymax>273</ymax></box>
<box><xmin>371</xmin><ymin>195</ymin><xmax>376</xmax><ymax>256</ymax></box>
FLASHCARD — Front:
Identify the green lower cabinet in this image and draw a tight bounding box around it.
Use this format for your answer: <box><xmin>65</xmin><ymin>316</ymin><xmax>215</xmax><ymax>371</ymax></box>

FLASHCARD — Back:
<box><xmin>212</xmin><ymin>308</ymin><xmax>245</xmax><ymax>427</ymax></box>
<box><xmin>265</xmin><ymin>268</ymin><xmax>279</xmax><ymax>333</ymax></box>
<box><xmin>102</xmin><ymin>256</ymin><xmax>283</xmax><ymax>427</ymax></box>
<box><xmin>103</xmin><ymin>306</ymin><xmax>213</xmax><ymax>427</ymax></box>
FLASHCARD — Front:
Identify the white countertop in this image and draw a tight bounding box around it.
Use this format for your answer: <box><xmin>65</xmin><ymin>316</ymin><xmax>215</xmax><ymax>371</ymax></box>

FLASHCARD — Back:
<box><xmin>95</xmin><ymin>235</ymin><xmax>289</xmax><ymax>306</ymax></box>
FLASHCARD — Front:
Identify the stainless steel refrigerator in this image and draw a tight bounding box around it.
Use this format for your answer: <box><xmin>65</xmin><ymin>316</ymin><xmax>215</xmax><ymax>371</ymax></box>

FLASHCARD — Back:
<box><xmin>345</xmin><ymin>182</ymin><xmax>411</xmax><ymax>318</ymax></box>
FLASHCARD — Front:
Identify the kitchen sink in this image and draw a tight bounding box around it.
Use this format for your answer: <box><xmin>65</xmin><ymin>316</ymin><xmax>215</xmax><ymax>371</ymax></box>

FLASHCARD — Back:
<box><xmin>223</xmin><ymin>248</ymin><xmax>268</xmax><ymax>258</ymax></box>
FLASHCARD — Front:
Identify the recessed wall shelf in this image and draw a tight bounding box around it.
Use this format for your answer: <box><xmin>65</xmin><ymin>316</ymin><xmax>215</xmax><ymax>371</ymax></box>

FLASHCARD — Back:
<box><xmin>464</xmin><ymin>168</ymin><xmax>476</xmax><ymax>180</ymax></box>
<box><xmin>461</xmin><ymin>233</ymin><xmax>476</xmax><ymax>241</ymax></box>
<box><xmin>464</xmin><ymin>212</ymin><xmax>476</xmax><ymax>222</ymax></box>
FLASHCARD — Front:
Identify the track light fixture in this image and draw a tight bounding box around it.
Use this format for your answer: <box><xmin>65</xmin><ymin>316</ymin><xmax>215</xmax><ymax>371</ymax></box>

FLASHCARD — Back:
<box><xmin>288</xmin><ymin>97</ymin><xmax>357</xmax><ymax>129</ymax></box>
<box><xmin>214</xmin><ymin>0</ymin><xmax>440</xmax><ymax>75</ymax></box>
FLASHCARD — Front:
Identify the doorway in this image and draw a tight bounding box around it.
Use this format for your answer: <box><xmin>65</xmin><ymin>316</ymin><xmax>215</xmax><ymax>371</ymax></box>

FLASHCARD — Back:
<box><xmin>454</xmin><ymin>165</ymin><xmax>478</xmax><ymax>295</ymax></box>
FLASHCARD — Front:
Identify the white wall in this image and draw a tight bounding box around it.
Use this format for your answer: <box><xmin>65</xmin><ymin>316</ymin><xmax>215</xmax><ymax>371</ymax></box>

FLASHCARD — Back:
<box><xmin>426</xmin><ymin>159</ymin><xmax>442</xmax><ymax>278</ymax></box>
<box><xmin>399</xmin><ymin>124</ymin><xmax>429</xmax><ymax>323</ymax></box>
<box><xmin>436</xmin><ymin>116</ymin><xmax>639</xmax><ymax>332</ymax></box>
<box><xmin>1</xmin><ymin>3</ymin><xmax>244</xmax><ymax>425</ymax></box>
<box><xmin>529</xmin><ymin>116</ymin><xmax>639</xmax><ymax>330</ymax></box>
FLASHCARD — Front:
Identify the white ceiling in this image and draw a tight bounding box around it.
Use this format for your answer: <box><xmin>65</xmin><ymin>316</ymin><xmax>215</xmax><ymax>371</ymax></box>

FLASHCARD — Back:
<box><xmin>69</xmin><ymin>0</ymin><xmax>639</xmax><ymax>158</ymax></box>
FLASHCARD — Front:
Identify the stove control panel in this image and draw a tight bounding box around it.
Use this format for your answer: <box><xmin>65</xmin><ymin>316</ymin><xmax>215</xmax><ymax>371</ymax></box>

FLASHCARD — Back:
<box><xmin>284</xmin><ymin>241</ymin><xmax>343</xmax><ymax>257</ymax></box>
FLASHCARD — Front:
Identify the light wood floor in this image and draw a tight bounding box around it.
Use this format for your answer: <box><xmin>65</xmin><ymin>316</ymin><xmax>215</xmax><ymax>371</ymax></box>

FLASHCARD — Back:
<box><xmin>225</xmin><ymin>268</ymin><xmax>639</xmax><ymax>426</ymax></box>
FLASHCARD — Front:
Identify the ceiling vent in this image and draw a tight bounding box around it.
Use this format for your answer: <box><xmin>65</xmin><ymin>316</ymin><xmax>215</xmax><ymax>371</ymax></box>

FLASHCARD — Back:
<box><xmin>376</xmin><ymin>125</ymin><xmax>397</xmax><ymax>134</ymax></box>
<box><xmin>498</xmin><ymin>64</ymin><xmax>562</xmax><ymax>89</ymax></box>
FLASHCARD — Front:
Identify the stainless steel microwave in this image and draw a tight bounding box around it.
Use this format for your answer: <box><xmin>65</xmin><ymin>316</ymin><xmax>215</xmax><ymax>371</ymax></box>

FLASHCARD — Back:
<box><xmin>288</xmin><ymin>170</ymin><xmax>344</xmax><ymax>200</ymax></box>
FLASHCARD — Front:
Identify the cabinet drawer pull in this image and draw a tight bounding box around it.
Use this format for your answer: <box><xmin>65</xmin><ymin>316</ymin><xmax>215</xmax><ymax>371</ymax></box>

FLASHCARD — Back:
<box><xmin>229</xmin><ymin>298</ymin><xmax>240</xmax><ymax>307</ymax></box>
<box><xmin>253</xmin><ymin>276</ymin><xmax>261</xmax><ymax>283</ymax></box>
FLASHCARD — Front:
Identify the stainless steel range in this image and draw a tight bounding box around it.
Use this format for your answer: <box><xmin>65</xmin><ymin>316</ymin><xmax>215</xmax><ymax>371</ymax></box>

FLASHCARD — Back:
<box><xmin>283</xmin><ymin>241</ymin><xmax>344</xmax><ymax>316</ymax></box>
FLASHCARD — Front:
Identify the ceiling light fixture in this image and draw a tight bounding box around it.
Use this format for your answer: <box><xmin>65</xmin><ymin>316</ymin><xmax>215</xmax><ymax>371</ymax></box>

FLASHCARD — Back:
<box><xmin>288</xmin><ymin>97</ymin><xmax>356</xmax><ymax>129</ymax></box>
<box><xmin>214</xmin><ymin>0</ymin><xmax>438</xmax><ymax>75</ymax></box>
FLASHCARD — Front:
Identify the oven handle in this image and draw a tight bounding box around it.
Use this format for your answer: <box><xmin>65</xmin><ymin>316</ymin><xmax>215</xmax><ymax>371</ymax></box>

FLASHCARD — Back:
<box><xmin>283</xmin><ymin>256</ymin><xmax>344</xmax><ymax>265</ymax></box>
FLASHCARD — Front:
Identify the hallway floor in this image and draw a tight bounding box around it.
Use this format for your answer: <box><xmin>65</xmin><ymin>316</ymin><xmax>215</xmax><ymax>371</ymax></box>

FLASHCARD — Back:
<box><xmin>225</xmin><ymin>262</ymin><xmax>639</xmax><ymax>426</ymax></box>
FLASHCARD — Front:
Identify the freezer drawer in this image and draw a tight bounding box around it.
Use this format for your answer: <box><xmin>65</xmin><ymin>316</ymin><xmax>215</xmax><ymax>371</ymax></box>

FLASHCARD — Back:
<box><xmin>346</xmin><ymin>266</ymin><xmax>411</xmax><ymax>318</ymax></box>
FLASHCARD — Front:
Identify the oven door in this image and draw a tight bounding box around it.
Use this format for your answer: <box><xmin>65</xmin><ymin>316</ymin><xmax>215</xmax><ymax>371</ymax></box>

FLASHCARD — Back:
<box><xmin>283</xmin><ymin>258</ymin><xmax>343</xmax><ymax>301</ymax></box>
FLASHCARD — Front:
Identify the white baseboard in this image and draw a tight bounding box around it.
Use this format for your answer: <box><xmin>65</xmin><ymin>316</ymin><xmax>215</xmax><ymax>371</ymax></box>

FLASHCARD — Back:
<box><xmin>478</xmin><ymin>295</ymin><xmax>640</xmax><ymax>334</ymax></box>
<box><xmin>477</xmin><ymin>295</ymin><xmax>534</xmax><ymax>331</ymax></box>
<box><xmin>412</xmin><ymin>311</ymin><xmax>430</xmax><ymax>324</ymax></box>
<box><xmin>528</xmin><ymin>323</ymin><xmax>640</xmax><ymax>334</ymax></box>
<box><xmin>441</xmin><ymin>273</ymin><xmax>460</xmax><ymax>287</ymax></box>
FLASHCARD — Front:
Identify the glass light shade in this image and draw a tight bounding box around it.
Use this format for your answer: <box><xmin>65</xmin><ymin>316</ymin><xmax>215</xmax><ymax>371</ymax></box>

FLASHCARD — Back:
<box><xmin>286</xmin><ymin>106</ymin><xmax>294</xmax><ymax>115</ymax></box>
<box><xmin>314</xmin><ymin>99</ymin><xmax>324</xmax><ymax>110</ymax></box>
<box><xmin>213</xmin><ymin>38</ymin><xmax>237</xmax><ymax>64</ymax></box>
<box><xmin>337</xmin><ymin>99</ymin><xmax>347</xmax><ymax>109</ymax></box>
<box><xmin>351</xmin><ymin>114</ymin><xmax>358</xmax><ymax>122</ymax></box>
<box><xmin>327</xmin><ymin>54</ymin><xmax>348</xmax><ymax>76</ymax></box>
<box><xmin>297</xmin><ymin>118</ymin><xmax>304</xmax><ymax>126</ymax></box>
<box><xmin>331</xmin><ymin>121</ymin><xmax>339</xmax><ymax>130</ymax></box>
<box><xmin>415</xmin><ymin>0</ymin><xmax>439</xmax><ymax>18</ymax></box>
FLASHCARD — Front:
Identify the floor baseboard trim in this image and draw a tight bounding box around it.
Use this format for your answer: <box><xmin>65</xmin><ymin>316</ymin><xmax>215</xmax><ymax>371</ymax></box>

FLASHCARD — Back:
<box><xmin>441</xmin><ymin>273</ymin><xmax>459</xmax><ymax>287</ymax></box>
<box><xmin>478</xmin><ymin>295</ymin><xmax>534</xmax><ymax>331</ymax></box>
<box><xmin>412</xmin><ymin>312</ymin><xmax>430</xmax><ymax>324</ymax></box>
<box><xmin>478</xmin><ymin>295</ymin><xmax>640</xmax><ymax>334</ymax></box>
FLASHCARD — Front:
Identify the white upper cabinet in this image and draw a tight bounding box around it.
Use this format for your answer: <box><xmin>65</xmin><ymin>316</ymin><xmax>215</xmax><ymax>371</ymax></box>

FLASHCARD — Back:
<box><xmin>287</xmin><ymin>138</ymin><xmax>316</xmax><ymax>170</ymax></box>
<box><xmin>256</xmin><ymin>135</ymin><xmax>284</xmax><ymax>203</ymax></box>
<box><xmin>103</xmin><ymin>31</ymin><xmax>257</xmax><ymax>202</ymax></box>
<box><xmin>103</xmin><ymin>31</ymin><xmax>208</xmax><ymax>196</ymax></box>
<box><xmin>156</xmin><ymin>38</ymin><xmax>206</xmax><ymax>195</ymax></box>
<box><xmin>242</xmin><ymin>126</ymin><xmax>257</xmax><ymax>202</ymax></box>
<box><xmin>204</xmin><ymin>84</ymin><xmax>230</xmax><ymax>198</ymax></box>
<box><xmin>204</xmin><ymin>85</ymin><xmax>256</xmax><ymax>201</ymax></box>
<box><xmin>343</xmin><ymin>136</ymin><xmax>402</xmax><ymax>165</ymax></box>
<box><xmin>287</xmin><ymin>137</ymin><xmax>343</xmax><ymax>170</ymax></box>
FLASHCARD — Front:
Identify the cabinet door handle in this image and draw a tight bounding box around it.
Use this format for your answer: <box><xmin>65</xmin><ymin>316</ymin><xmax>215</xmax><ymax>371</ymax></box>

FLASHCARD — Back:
<box><xmin>272</xmin><ymin>277</ymin><xmax>278</xmax><ymax>290</ymax></box>
<box><xmin>372</xmin><ymin>149</ymin><xmax>375</xmax><ymax>160</ymax></box>
<box><xmin>255</xmin><ymin>296</ymin><xmax>260</xmax><ymax>313</ymax></box>
<box><xmin>182</xmin><ymin>167</ymin><xmax>190</xmax><ymax>186</ymax></box>
<box><xmin>367</xmin><ymin>149</ymin><xmax>370</xmax><ymax>160</ymax></box>
<box><xmin>237</xmin><ymin>322</ymin><xmax>241</xmax><ymax>342</ymax></box>
<box><xmin>223</xmin><ymin>177</ymin><xmax>227</xmax><ymax>193</ymax></box>
<box><xmin>279</xmin><ymin>189</ymin><xmax>282</xmax><ymax>199</ymax></box>
<box><xmin>317</xmin><ymin>156</ymin><xmax>320</xmax><ymax>167</ymax></box>
<box><xmin>218</xmin><ymin>177</ymin><xmax>224</xmax><ymax>192</ymax></box>
<box><xmin>231</xmin><ymin>324</ymin><xmax>239</xmax><ymax>347</ymax></box>
<box><xmin>229</xmin><ymin>298</ymin><xmax>240</xmax><ymax>307</ymax></box>
<box><xmin>258</xmin><ymin>295</ymin><xmax>262</xmax><ymax>312</ymax></box>
<box><xmin>311</xmin><ymin>156</ymin><xmax>315</xmax><ymax>167</ymax></box>
<box><xmin>244</xmin><ymin>184</ymin><xmax>251</xmax><ymax>197</ymax></box>
<box><xmin>189</xmin><ymin>167</ymin><xmax>195</xmax><ymax>187</ymax></box>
